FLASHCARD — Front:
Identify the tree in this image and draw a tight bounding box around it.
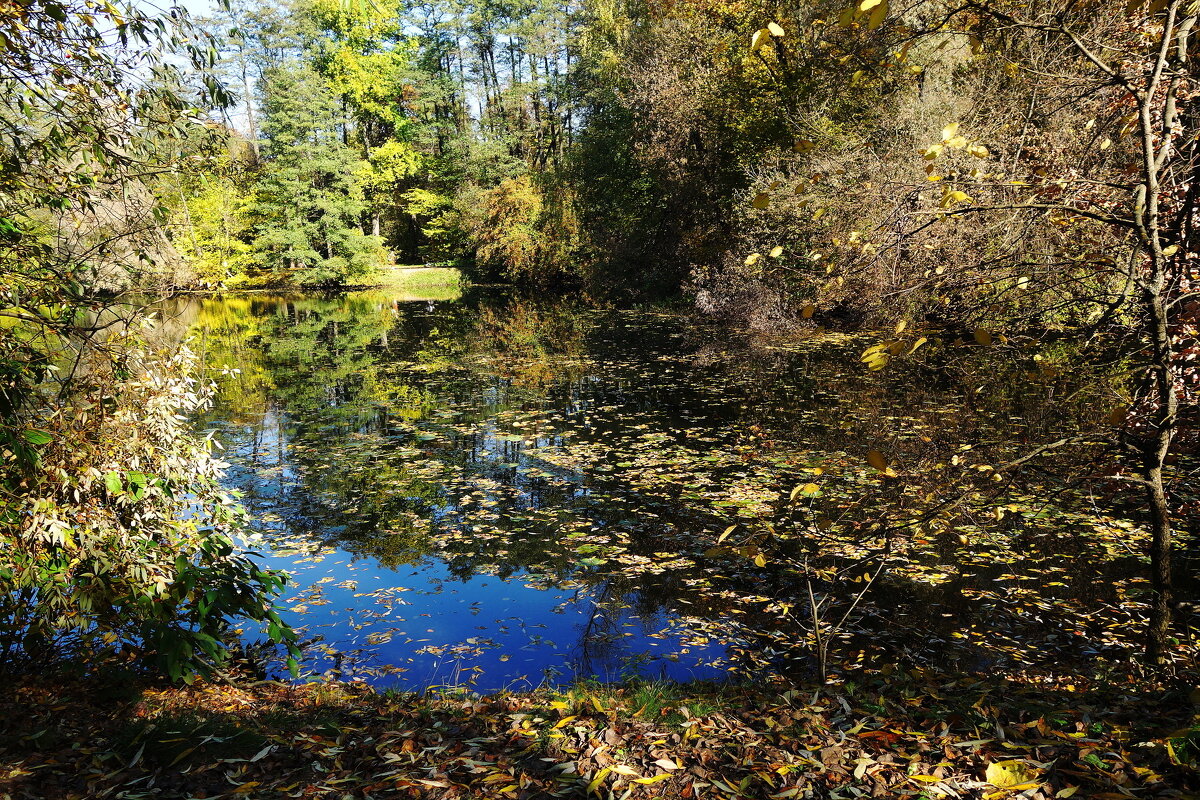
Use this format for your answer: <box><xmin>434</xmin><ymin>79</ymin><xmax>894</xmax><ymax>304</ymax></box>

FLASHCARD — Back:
<box><xmin>252</xmin><ymin>60</ymin><xmax>386</xmax><ymax>284</ymax></box>
<box><xmin>0</xmin><ymin>0</ymin><xmax>296</xmax><ymax>679</ymax></box>
<box><xmin>825</xmin><ymin>0</ymin><xmax>1198</xmax><ymax>663</ymax></box>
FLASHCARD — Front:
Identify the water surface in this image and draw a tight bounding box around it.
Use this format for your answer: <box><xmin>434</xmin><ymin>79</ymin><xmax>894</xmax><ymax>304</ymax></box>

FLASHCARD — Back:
<box><xmin>173</xmin><ymin>289</ymin><xmax>1173</xmax><ymax>689</ymax></box>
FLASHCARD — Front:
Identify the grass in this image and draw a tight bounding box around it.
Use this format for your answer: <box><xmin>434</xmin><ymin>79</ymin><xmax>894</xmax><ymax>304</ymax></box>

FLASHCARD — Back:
<box><xmin>372</xmin><ymin>265</ymin><xmax>465</xmax><ymax>300</ymax></box>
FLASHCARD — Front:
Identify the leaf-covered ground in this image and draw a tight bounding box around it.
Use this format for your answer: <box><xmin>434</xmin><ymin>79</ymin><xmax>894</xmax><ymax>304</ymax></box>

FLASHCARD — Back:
<box><xmin>3</xmin><ymin>671</ymin><xmax>1198</xmax><ymax>799</ymax></box>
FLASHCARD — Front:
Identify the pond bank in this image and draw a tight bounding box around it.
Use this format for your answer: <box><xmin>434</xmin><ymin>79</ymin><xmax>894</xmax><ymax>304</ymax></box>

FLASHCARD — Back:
<box><xmin>2</xmin><ymin>671</ymin><xmax>1195</xmax><ymax>798</ymax></box>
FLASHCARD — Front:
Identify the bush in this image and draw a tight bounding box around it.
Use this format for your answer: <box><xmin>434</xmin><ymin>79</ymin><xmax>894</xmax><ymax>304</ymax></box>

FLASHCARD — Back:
<box><xmin>0</xmin><ymin>329</ymin><xmax>297</xmax><ymax>681</ymax></box>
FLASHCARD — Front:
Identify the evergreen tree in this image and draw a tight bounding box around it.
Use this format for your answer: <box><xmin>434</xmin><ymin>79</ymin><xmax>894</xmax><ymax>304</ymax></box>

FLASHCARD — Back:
<box><xmin>252</xmin><ymin>61</ymin><xmax>385</xmax><ymax>284</ymax></box>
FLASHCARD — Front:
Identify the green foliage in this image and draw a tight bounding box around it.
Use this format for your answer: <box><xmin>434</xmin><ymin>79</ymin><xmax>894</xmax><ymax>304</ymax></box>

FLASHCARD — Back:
<box><xmin>0</xmin><ymin>0</ymin><xmax>295</xmax><ymax>680</ymax></box>
<box><xmin>251</xmin><ymin>62</ymin><xmax>387</xmax><ymax>285</ymax></box>
<box><xmin>460</xmin><ymin>176</ymin><xmax>548</xmax><ymax>282</ymax></box>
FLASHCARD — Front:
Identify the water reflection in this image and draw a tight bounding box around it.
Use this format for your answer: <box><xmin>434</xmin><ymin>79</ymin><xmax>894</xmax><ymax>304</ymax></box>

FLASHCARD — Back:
<box><xmin>175</xmin><ymin>288</ymin><xmax>1182</xmax><ymax>689</ymax></box>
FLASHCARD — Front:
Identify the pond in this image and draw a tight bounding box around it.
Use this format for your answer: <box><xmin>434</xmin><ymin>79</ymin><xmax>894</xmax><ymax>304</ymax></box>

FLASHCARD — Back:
<box><xmin>168</xmin><ymin>286</ymin><xmax>1185</xmax><ymax>691</ymax></box>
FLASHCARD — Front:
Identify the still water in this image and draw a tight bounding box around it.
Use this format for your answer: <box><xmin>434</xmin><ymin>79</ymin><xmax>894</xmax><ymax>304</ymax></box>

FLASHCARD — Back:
<box><xmin>173</xmin><ymin>287</ymin><xmax>1168</xmax><ymax>690</ymax></box>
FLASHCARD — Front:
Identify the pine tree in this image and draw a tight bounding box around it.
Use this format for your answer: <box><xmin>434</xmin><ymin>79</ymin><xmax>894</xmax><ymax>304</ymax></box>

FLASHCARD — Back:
<box><xmin>252</xmin><ymin>61</ymin><xmax>384</xmax><ymax>285</ymax></box>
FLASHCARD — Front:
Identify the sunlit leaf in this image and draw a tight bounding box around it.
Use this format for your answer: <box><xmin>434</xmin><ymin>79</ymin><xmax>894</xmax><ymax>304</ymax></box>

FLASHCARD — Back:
<box><xmin>985</xmin><ymin>760</ymin><xmax>1039</xmax><ymax>788</ymax></box>
<box><xmin>767</xmin><ymin>21</ymin><xmax>785</xmax><ymax>36</ymax></box>
<box><xmin>866</xmin><ymin>0</ymin><xmax>888</xmax><ymax>28</ymax></box>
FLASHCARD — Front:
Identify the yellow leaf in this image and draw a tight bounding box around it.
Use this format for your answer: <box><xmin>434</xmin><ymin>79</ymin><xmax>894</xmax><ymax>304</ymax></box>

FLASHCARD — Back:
<box><xmin>866</xmin><ymin>0</ymin><xmax>888</xmax><ymax>30</ymax></box>
<box><xmin>939</xmin><ymin>189</ymin><xmax>971</xmax><ymax>209</ymax></box>
<box><xmin>1057</xmin><ymin>787</ymin><xmax>1079</xmax><ymax>798</ymax></box>
<box><xmin>793</xmin><ymin>139</ymin><xmax>816</xmax><ymax>152</ymax></box>
<box><xmin>1099</xmin><ymin>137</ymin><xmax>1112</xmax><ymax>150</ymax></box>
<box><xmin>751</xmin><ymin>28</ymin><xmax>772</xmax><ymax>52</ymax></box>
<box><xmin>866</xmin><ymin>450</ymin><xmax>888</xmax><ymax>470</ymax></box>
<box><xmin>800</xmin><ymin>482</ymin><xmax>820</xmax><ymax>495</ymax></box>
<box><xmin>745</xmin><ymin>252</ymin><xmax>762</xmax><ymax>266</ymax></box>
<box><xmin>945</xmin><ymin>135</ymin><xmax>968</xmax><ymax>149</ymax></box>
<box><xmin>941</xmin><ymin>122</ymin><xmax>960</xmax><ymax>141</ymax></box>
<box><xmin>967</xmin><ymin>143</ymin><xmax>989</xmax><ymax>158</ymax></box>
<box><xmin>634</xmin><ymin>774</ymin><xmax>673</xmax><ymax>785</ymax></box>
<box><xmin>908</xmin><ymin>336</ymin><xmax>928</xmax><ymax>354</ymax></box>
<box><xmin>611</xmin><ymin>765</ymin><xmax>641</xmax><ymax>777</ymax></box>
<box><xmin>973</xmin><ymin>328</ymin><xmax>993</xmax><ymax>346</ymax></box>
<box><xmin>768</xmin><ymin>21</ymin><xmax>785</xmax><ymax>36</ymax></box>
<box><xmin>1162</xmin><ymin>244</ymin><xmax>1179</xmax><ymax>257</ymax></box>
<box><xmin>894</xmin><ymin>319</ymin><xmax>907</xmax><ymax>334</ymax></box>
<box><xmin>985</xmin><ymin>760</ymin><xmax>1039</xmax><ymax>788</ymax></box>
<box><xmin>922</xmin><ymin>144</ymin><xmax>944</xmax><ymax>160</ymax></box>
<box><xmin>858</xmin><ymin>0</ymin><xmax>883</xmax><ymax>9</ymax></box>
<box><xmin>588</xmin><ymin>767</ymin><xmax>612</xmax><ymax>794</ymax></box>
<box><xmin>769</xmin><ymin>245</ymin><xmax>784</xmax><ymax>257</ymax></box>
<box><xmin>753</xmin><ymin>553</ymin><xmax>767</xmax><ymax>568</ymax></box>
<box><xmin>554</xmin><ymin>715</ymin><xmax>577</xmax><ymax>728</ymax></box>
<box><xmin>801</xmin><ymin>304</ymin><xmax>815</xmax><ymax>319</ymax></box>
<box><xmin>718</xmin><ymin>524</ymin><xmax>736</xmax><ymax>543</ymax></box>
<box><xmin>752</xmin><ymin>192</ymin><xmax>770</xmax><ymax>209</ymax></box>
